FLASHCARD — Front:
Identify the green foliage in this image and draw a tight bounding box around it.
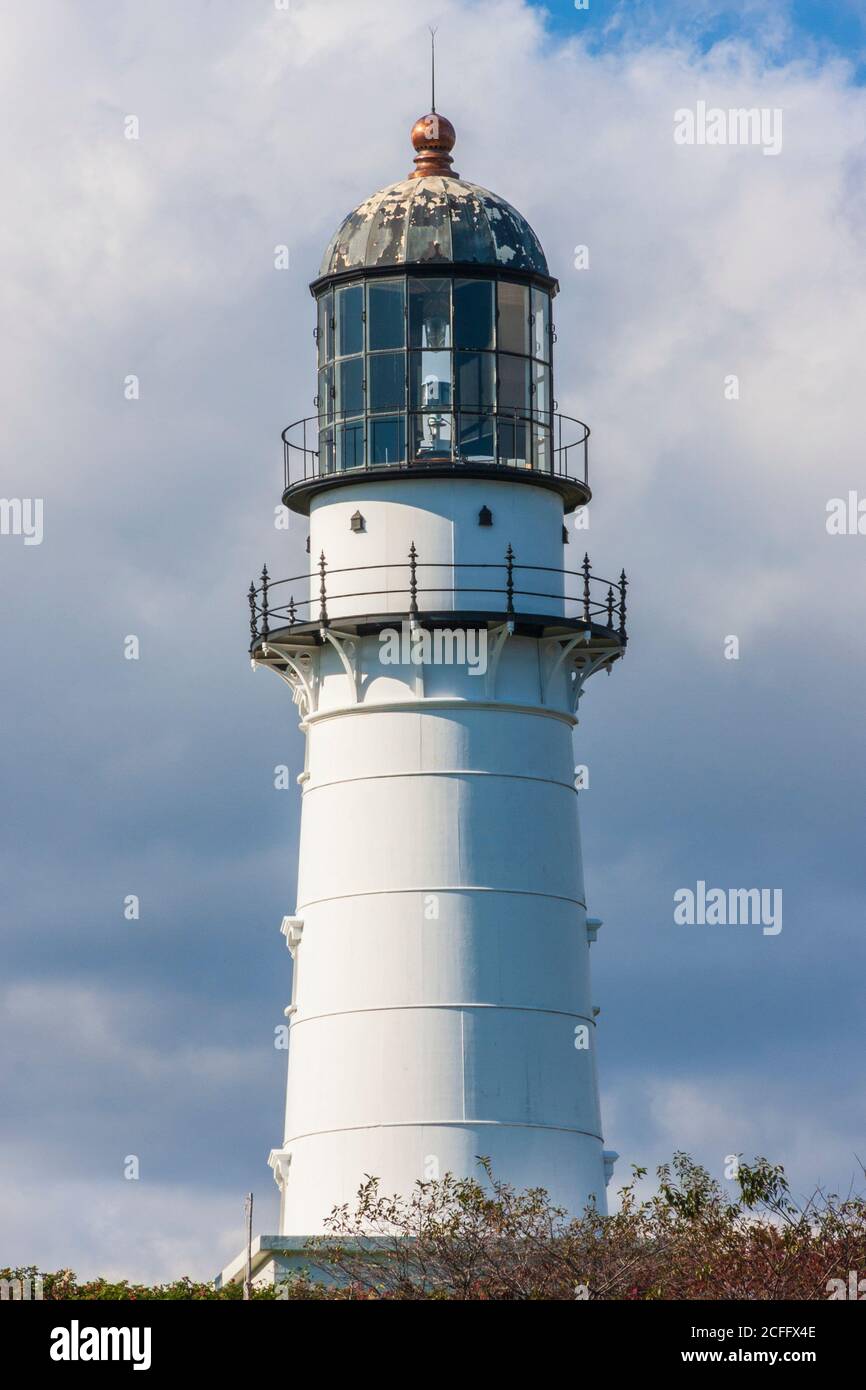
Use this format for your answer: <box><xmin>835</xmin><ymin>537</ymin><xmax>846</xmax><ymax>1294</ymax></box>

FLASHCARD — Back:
<box><xmin>0</xmin><ymin>1266</ymin><xmax>289</xmax><ymax>1300</ymax></box>
<box><xmin>8</xmin><ymin>1153</ymin><xmax>866</xmax><ymax>1300</ymax></box>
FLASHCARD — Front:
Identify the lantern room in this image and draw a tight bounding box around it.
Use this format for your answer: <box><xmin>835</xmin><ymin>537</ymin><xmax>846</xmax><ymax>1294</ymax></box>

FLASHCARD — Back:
<box><xmin>282</xmin><ymin>113</ymin><xmax>590</xmax><ymax>515</ymax></box>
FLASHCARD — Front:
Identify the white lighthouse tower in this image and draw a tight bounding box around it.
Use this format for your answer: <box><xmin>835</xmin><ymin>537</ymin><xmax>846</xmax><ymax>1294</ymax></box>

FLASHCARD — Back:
<box><xmin>238</xmin><ymin>109</ymin><xmax>627</xmax><ymax>1272</ymax></box>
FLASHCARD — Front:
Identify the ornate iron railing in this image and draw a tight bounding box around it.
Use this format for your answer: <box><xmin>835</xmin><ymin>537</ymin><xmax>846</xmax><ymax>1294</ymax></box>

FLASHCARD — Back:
<box><xmin>248</xmin><ymin>547</ymin><xmax>627</xmax><ymax>646</ymax></box>
<box><xmin>281</xmin><ymin>409</ymin><xmax>590</xmax><ymax>493</ymax></box>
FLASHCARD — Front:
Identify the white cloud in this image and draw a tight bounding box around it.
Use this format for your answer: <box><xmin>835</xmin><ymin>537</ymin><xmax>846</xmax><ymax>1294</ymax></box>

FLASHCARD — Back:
<box><xmin>2</xmin><ymin>0</ymin><xmax>865</xmax><ymax>1280</ymax></box>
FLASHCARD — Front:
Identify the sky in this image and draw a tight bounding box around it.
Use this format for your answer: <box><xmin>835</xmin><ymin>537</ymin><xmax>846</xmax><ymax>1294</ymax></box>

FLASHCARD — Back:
<box><xmin>1</xmin><ymin>0</ymin><xmax>864</xmax><ymax>1282</ymax></box>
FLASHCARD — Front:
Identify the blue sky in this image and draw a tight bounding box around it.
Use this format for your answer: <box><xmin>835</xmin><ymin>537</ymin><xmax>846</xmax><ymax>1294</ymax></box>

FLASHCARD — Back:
<box><xmin>531</xmin><ymin>0</ymin><xmax>866</xmax><ymax>78</ymax></box>
<box><xmin>1</xmin><ymin>0</ymin><xmax>865</xmax><ymax>1281</ymax></box>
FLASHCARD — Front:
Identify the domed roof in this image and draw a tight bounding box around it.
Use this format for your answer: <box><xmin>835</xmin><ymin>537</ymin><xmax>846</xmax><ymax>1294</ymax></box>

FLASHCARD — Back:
<box><xmin>317</xmin><ymin>113</ymin><xmax>550</xmax><ymax>280</ymax></box>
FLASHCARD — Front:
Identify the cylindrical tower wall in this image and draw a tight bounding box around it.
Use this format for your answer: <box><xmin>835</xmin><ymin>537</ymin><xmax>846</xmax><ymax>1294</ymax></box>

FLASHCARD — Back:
<box><xmin>278</xmin><ymin>633</ymin><xmax>607</xmax><ymax>1233</ymax></box>
<box><xmin>309</xmin><ymin>476</ymin><xmax>566</xmax><ymax>620</ymax></box>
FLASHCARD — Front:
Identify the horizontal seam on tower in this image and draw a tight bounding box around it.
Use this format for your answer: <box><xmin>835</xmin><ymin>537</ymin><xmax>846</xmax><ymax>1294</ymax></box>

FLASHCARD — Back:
<box><xmin>302</xmin><ymin>769</ymin><xmax>578</xmax><ymax>795</ymax></box>
<box><xmin>295</xmin><ymin>887</ymin><xmax>587</xmax><ymax>910</ymax></box>
<box><xmin>283</xmin><ymin>1120</ymin><xmax>605</xmax><ymax>1143</ymax></box>
<box><xmin>304</xmin><ymin>700</ymin><xmax>576</xmax><ymax>727</ymax></box>
<box><xmin>290</xmin><ymin>1003</ymin><xmax>597</xmax><ymax>1028</ymax></box>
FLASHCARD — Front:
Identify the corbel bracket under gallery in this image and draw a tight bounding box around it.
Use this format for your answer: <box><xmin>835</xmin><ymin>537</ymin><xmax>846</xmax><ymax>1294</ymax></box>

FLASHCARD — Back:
<box><xmin>253</xmin><ymin>641</ymin><xmax>319</xmax><ymax>719</ymax></box>
<box><xmin>319</xmin><ymin>626</ymin><xmax>362</xmax><ymax>704</ymax></box>
<box><xmin>484</xmin><ymin>620</ymin><xmax>514</xmax><ymax>699</ymax></box>
<box><xmin>570</xmin><ymin>646</ymin><xmax>621</xmax><ymax>717</ymax></box>
<box><xmin>539</xmin><ymin>629</ymin><xmax>591</xmax><ymax>705</ymax></box>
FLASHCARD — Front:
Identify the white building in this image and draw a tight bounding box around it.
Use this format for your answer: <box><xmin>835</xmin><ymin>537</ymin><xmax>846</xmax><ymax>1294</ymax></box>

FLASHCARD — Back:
<box><xmin>219</xmin><ymin>109</ymin><xmax>627</xmax><ymax>1288</ymax></box>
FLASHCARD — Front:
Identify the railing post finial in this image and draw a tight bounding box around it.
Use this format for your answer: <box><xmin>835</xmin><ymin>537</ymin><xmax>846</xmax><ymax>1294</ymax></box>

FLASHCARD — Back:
<box><xmin>248</xmin><ymin>581</ymin><xmax>258</xmax><ymax>644</ymax></box>
<box><xmin>261</xmin><ymin>564</ymin><xmax>270</xmax><ymax>638</ymax></box>
<box><xmin>606</xmin><ymin>585</ymin><xmax>615</xmax><ymax>629</ymax></box>
<box><xmin>618</xmin><ymin>569</ymin><xmax>628</xmax><ymax>639</ymax></box>
<box><xmin>318</xmin><ymin>551</ymin><xmax>328</xmax><ymax>627</ymax></box>
<box><xmin>408</xmin><ymin>541</ymin><xmax>419</xmax><ymax>619</ymax></box>
<box><xmin>505</xmin><ymin>544</ymin><xmax>515</xmax><ymax>616</ymax></box>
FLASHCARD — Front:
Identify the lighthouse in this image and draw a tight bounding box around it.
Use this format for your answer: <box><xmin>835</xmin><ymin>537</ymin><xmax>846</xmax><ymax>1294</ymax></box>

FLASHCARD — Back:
<box><xmin>238</xmin><ymin>108</ymin><xmax>628</xmax><ymax>1272</ymax></box>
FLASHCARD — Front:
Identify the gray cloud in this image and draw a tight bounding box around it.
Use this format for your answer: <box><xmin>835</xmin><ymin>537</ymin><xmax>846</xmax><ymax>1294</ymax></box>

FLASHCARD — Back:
<box><xmin>1</xmin><ymin>0</ymin><xmax>864</xmax><ymax>1278</ymax></box>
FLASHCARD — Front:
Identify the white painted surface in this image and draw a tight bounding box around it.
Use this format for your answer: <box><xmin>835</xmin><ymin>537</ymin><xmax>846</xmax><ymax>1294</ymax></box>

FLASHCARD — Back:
<box><xmin>309</xmin><ymin>476</ymin><xmax>566</xmax><ymax>620</ymax></box>
<box><xmin>263</xmin><ymin>474</ymin><xmax>613</xmax><ymax>1233</ymax></box>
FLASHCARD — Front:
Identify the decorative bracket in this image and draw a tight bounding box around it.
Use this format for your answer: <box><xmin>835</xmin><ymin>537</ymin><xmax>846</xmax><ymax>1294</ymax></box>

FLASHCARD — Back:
<box><xmin>268</xmin><ymin>1148</ymin><xmax>293</xmax><ymax>1193</ymax></box>
<box><xmin>603</xmin><ymin>1149</ymin><xmax>619</xmax><ymax>1188</ymax></box>
<box><xmin>280</xmin><ymin>916</ymin><xmax>304</xmax><ymax>958</ymax></box>
<box><xmin>254</xmin><ymin>643</ymin><xmax>319</xmax><ymax>720</ymax></box>
<box><xmin>570</xmin><ymin>647</ymin><xmax>619</xmax><ymax>717</ymax></box>
<box><xmin>485</xmin><ymin>621</ymin><xmax>513</xmax><ymax>699</ymax></box>
<box><xmin>319</xmin><ymin>627</ymin><xmax>361</xmax><ymax>704</ymax></box>
<box><xmin>539</xmin><ymin>630</ymin><xmax>591</xmax><ymax>705</ymax></box>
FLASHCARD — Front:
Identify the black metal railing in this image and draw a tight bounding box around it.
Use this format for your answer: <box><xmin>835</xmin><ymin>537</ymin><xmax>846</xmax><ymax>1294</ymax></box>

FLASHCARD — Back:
<box><xmin>248</xmin><ymin>547</ymin><xmax>627</xmax><ymax>646</ymax></box>
<box><xmin>281</xmin><ymin>409</ymin><xmax>590</xmax><ymax>494</ymax></box>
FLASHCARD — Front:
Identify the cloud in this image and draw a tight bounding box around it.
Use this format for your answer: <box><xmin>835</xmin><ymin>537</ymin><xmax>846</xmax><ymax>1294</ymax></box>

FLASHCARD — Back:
<box><xmin>1</xmin><ymin>0</ymin><xmax>864</xmax><ymax>1278</ymax></box>
<box><xmin>604</xmin><ymin>1070</ymin><xmax>866</xmax><ymax>1209</ymax></box>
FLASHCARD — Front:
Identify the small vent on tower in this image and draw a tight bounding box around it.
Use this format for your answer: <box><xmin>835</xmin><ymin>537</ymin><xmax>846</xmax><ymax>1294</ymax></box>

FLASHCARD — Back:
<box><xmin>305</xmin><ymin>535</ymin><xmax>310</xmax><ymax>553</ymax></box>
<box><xmin>478</xmin><ymin>506</ymin><xmax>493</xmax><ymax>527</ymax></box>
<box><xmin>350</xmin><ymin>510</ymin><xmax>365</xmax><ymax>533</ymax></box>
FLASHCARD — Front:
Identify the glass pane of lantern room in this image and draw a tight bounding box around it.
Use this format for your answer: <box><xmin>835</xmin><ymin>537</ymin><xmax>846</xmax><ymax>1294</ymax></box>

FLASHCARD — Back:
<box><xmin>369</xmin><ymin>352</ymin><xmax>406</xmax><ymax>413</ymax></box>
<box><xmin>317</xmin><ymin>366</ymin><xmax>333</xmax><ymax>420</ymax></box>
<box><xmin>319</xmin><ymin>424</ymin><xmax>335</xmax><ymax>475</ymax></box>
<box><xmin>410</xmin><ymin>351</ymin><xmax>452</xmax><ymax>409</ymax></box>
<box><xmin>458</xmin><ymin>414</ymin><xmax>495</xmax><ymax>462</ymax></box>
<box><xmin>367</xmin><ymin>279</ymin><xmax>406</xmax><ymax>351</ymax></box>
<box><xmin>336</xmin><ymin>283</ymin><xmax>364</xmax><ymax>357</ymax></box>
<box><xmin>533</xmin><ymin>361</ymin><xmax>550</xmax><ymax>424</ymax></box>
<box><xmin>337</xmin><ymin>419</ymin><xmax>364</xmax><ymax>471</ymax></box>
<box><xmin>369</xmin><ymin>415</ymin><xmax>406</xmax><ymax>465</ymax></box>
<box><xmin>498</xmin><ymin>353</ymin><xmax>530</xmax><ymax>413</ymax></box>
<box><xmin>531</xmin><ymin>287</ymin><xmax>550</xmax><ymax>362</ymax></box>
<box><xmin>336</xmin><ymin>356</ymin><xmax>364</xmax><ymax>416</ymax></box>
<box><xmin>317</xmin><ymin>291</ymin><xmax>333</xmax><ymax>365</ymax></box>
<box><xmin>409</xmin><ymin>278</ymin><xmax>452</xmax><ymax>349</ymax></box>
<box><xmin>497</xmin><ymin>282</ymin><xmax>530</xmax><ymax>355</ymax></box>
<box><xmin>499</xmin><ymin>415</ymin><xmax>528</xmax><ymax>467</ymax></box>
<box><xmin>412</xmin><ymin>411</ymin><xmax>453</xmax><ymax>461</ymax></box>
<box><xmin>454</xmin><ymin>279</ymin><xmax>494</xmax><ymax>350</ymax></box>
<box><xmin>455</xmin><ymin>351</ymin><xmax>494</xmax><ymax>410</ymax></box>
<box><xmin>533</xmin><ymin>423</ymin><xmax>551</xmax><ymax>473</ymax></box>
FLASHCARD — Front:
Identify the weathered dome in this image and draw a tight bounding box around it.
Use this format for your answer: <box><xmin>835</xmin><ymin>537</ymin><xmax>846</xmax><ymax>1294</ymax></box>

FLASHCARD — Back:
<box><xmin>318</xmin><ymin>176</ymin><xmax>549</xmax><ymax>279</ymax></box>
<box><xmin>317</xmin><ymin>113</ymin><xmax>550</xmax><ymax>280</ymax></box>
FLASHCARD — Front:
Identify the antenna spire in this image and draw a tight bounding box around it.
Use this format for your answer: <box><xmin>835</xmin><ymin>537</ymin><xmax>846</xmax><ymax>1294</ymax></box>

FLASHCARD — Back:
<box><xmin>429</xmin><ymin>26</ymin><xmax>437</xmax><ymax>112</ymax></box>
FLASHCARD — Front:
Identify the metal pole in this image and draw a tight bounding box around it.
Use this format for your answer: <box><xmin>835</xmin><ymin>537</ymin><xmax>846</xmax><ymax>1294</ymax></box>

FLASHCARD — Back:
<box><xmin>243</xmin><ymin>1192</ymin><xmax>253</xmax><ymax>1300</ymax></box>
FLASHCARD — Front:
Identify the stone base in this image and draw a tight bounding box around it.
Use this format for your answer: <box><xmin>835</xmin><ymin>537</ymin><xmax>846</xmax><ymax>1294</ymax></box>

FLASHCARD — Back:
<box><xmin>214</xmin><ymin>1235</ymin><xmax>393</xmax><ymax>1291</ymax></box>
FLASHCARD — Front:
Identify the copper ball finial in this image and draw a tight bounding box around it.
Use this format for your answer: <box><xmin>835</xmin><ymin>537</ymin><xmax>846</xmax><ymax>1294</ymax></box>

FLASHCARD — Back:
<box><xmin>408</xmin><ymin>112</ymin><xmax>459</xmax><ymax>180</ymax></box>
